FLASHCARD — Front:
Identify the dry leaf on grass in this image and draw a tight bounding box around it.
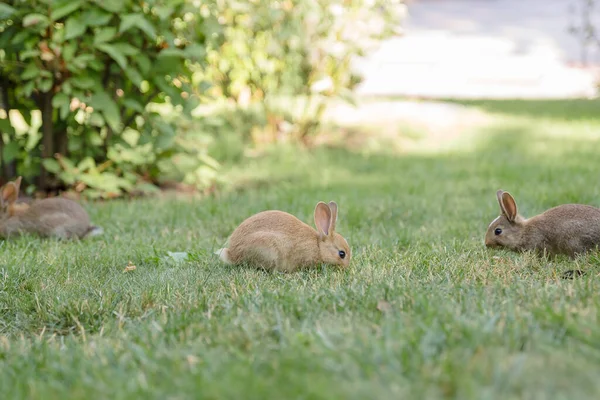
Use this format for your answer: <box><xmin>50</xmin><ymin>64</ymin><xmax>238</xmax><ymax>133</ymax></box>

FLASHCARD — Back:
<box><xmin>123</xmin><ymin>261</ymin><xmax>136</xmax><ymax>272</ymax></box>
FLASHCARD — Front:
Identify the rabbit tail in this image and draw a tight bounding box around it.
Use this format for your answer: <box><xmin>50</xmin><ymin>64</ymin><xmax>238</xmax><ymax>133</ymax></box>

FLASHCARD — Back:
<box><xmin>84</xmin><ymin>225</ymin><xmax>104</xmax><ymax>237</ymax></box>
<box><xmin>216</xmin><ymin>248</ymin><xmax>232</xmax><ymax>264</ymax></box>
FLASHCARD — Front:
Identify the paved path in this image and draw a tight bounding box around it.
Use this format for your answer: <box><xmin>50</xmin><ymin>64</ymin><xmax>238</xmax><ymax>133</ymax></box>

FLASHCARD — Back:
<box><xmin>356</xmin><ymin>0</ymin><xmax>600</xmax><ymax>98</ymax></box>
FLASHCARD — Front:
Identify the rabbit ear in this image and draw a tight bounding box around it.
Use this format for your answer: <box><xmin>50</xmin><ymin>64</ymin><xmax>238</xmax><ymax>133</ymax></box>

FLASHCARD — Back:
<box><xmin>1</xmin><ymin>180</ymin><xmax>20</xmax><ymax>206</ymax></box>
<box><xmin>328</xmin><ymin>201</ymin><xmax>338</xmax><ymax>234</ymax></box>
<box><xmin>497</xmin><ymin>190</ymin><xmax>518</xmax><ymax>222</ymax></box>
<box><xmin>13</xmin><ymin>176</ymin><xmax>22</xmax><ymax>192</ymax></box>
<box><xmin>314</xmin><ymin>201</ymin><xmax>332</xmax><ymax>238</ymax></box>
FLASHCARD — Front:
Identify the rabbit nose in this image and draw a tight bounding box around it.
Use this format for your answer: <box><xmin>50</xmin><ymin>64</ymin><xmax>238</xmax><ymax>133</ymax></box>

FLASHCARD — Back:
<box><xmin>484</xmin><ymin>238</ymin><xmax>493</xmax><ymax>247</ymax></box>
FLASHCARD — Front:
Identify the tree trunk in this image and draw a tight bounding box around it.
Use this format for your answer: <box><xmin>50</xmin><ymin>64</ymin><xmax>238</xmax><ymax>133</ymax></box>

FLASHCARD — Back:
<box><xmin>38</xmin><ymin>92</ymin><xmax>55</xmax><ymax>191</ymax></box>
<box><xmin>54</xmin><ymin>122</ymin><xmax>68</xmax><ymax>158</ymax></box>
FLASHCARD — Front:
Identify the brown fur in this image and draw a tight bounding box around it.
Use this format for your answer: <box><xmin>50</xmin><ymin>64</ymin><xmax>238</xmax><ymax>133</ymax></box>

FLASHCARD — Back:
<box><xmin>485</xmin><ymin>189</ymin><xmax>600</xmax><ymax>257</ymax></box>
<box><xmin>10</xmin><ymin>202</ymin><xmax>31</xmax><ymax>217</ymax></box>
<box><xmin>0</xmin><ymin>177</ymin><xmax>101</xmax><ymax>239</ymax></box>
<box><xmin>219</xmin><ymin>201</ymin><xmax>351</xmax><ymax>272</ymax></box>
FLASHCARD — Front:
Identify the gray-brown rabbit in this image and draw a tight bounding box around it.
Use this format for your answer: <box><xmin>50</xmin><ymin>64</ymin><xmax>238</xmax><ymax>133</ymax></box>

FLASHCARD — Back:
<box><xmin>485</xmin><ymin>189</ymin><xmax>600</xmax><ymax>257</ymax></box>
<box><xmin>0</xmin><ymin>177</ymin><xmax>102</xmax><ymax>239</ymax></box>
<box><xmin>218</xmin><ymin>201</ymin><xmax>351</xmax><ymax>272</ymax></box>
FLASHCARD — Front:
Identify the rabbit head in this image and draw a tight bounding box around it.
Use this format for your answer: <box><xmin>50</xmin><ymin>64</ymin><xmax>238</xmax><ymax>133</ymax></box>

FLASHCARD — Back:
<box><xmin>485</xmin><ymin>190</ymin><xmax>526</xmax><ymax>251</ymax></box>
<box><xmin>314</xmin><ymin>201</ymin><xmax>351</xmax><ymax>267</ymax></box>
<box><xmin>0</xmin><ymin>177</ymin><xmax>22</xmax><ymax>220</ymax></box>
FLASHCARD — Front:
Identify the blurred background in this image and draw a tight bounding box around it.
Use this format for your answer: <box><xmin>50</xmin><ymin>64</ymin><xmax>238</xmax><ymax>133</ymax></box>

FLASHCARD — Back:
<box><xmin>0</xmin><ymin>0</ymin><xmax>598</xmax><ymax>199</ymax></box>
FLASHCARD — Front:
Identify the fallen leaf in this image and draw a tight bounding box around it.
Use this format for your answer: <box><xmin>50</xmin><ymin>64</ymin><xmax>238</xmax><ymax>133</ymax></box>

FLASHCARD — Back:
<box><xmin>165</xmin><ymin>251</ymin><xmax>189</xmax><ymax>263</ymax></box>
<box><xmin>123</xmin><ymin>261</ymin><xmax>136</xmax><ymax>272</ymax></box>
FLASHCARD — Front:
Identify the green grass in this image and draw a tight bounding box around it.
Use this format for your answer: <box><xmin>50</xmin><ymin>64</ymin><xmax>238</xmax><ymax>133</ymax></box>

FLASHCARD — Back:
<box><xmin>2</xmin><ymin>99</ymin><xmax>600</xmax><ymax>399</ymax></box>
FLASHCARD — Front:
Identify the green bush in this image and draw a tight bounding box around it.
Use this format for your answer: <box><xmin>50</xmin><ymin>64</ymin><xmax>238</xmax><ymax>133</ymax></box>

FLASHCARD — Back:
<box><xmin>0</xmin><ymin>0</ymin><xmax>404</xmax><ymax>198</ymax></box>
<box><xmin>0</xmin><ymin>0</ymin><xmax>218</xmax><ymax>198</ymax></box>
<box><xmin>197</xmin><ymin>0</ymin><xmax>405</xmax><ymax>143</ymax></box>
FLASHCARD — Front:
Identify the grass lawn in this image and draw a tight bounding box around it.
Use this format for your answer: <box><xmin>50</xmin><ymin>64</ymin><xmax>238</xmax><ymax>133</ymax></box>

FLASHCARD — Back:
<box><xmin>1</xmin><ymin>99</ymin><xmax>600</xmax><ymax>399</ymax></box>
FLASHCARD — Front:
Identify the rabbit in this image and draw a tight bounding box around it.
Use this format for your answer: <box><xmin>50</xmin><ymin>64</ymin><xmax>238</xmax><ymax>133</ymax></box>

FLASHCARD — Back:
<box><xmin>485</xmin><ymin>189</ymin><xmax>600</xmax><ymax>257</ymax></box>
<box><xmin>0</xmin><ymin>177</ymin><xmax>103</xmax><ymax>239</ymax></box>
<box><xmin>217</xmin><ymin>201</ymin><xmax>351</xmax><ymax>272</ymax></box>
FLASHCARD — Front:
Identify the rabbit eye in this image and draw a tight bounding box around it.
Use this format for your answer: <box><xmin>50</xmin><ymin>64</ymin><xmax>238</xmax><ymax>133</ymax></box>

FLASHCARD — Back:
<box><xmin>338</xmin><ymin>250</ymin><xmax>346</xmax><ymax>259</ymax></box>
<box><xmin>494</xmin><ymin>228</ymin><xmax>502</xmax><ymax>236</ymax></box>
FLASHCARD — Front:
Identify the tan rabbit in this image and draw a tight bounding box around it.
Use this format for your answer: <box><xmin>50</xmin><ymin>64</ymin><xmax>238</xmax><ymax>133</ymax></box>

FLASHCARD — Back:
<box><xmin>0</xmin><ymin>177</ymin><xmax>103</xmax><ymax>239</ymax></box>
<box><xmin>485</xmin><ymin>189</ymin><xmax>600</xmax><ymax>257</ymax></box>
<box><xmin>217</xmin><ymin>201</ymin><xmax>351</xmax><ymax>272</ymax></box>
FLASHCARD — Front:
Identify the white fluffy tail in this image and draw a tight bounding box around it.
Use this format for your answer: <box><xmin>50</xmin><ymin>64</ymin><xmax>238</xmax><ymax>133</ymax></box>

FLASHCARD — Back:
<box><xmin>215</xmin><ymin>248</ymin><xmax>231</xmax><ymax>264</ymax></box>
<box><xmin>85</xmin><ymin>225</ymin><xmax>104</xmax><ymax>237</ymax></box>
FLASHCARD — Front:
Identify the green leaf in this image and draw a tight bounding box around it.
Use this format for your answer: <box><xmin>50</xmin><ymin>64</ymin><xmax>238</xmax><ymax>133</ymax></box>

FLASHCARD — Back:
<box><xmin>198</xmin><ymin>153</ymin><xmax>221</xmax><ymax>170</ymax></box>
<box><xmin>87</xmin><ymin>59</ymin><xmax>104</xmax><ymax>72</ymax></box>
<box><xmin>23</xmin><ymin>14</ymin><xmax>50</xmax><ymax>29</ymax></box>
<box><xmin>52</xmin><ymin>92</ymin><xmax>70</xmax><ymax>108</ymax></box>
<box><xmin>52</xmin><ymin>91</ymin><xmax>72</xmax><ymax>120</ymax></box>
<box><xmin>112</xmin><ymin>43</ymin><xmax>138</xmax><ymax>56</ymax></box>
<box><xmin>89</xmin><ymin>112</ymin><xmax>104</xmax><ymax>127</ymax></box>
<box><xmin>94</xmin><ymin>27</ymin><xmax>117</xmax><ymax>45</ymax></box>
<box><xmin>62</xmin><ymin>43</ymin><xmax>76</xmax><ymax>61</ymax></box>
<box><xmin>124</xmin><ymin>67</ymin><xmax>143</xmax><ymax>88</ymax></box>
<box><xmin>119</xmin><ymin>14</ymin><xmax>156</xmax><ymax>39</ymax></box>
<box><xmin>51</xmin><ymin>1</ymin><xmax>83</xmax><ymax>21</ymax></box>
<box><xmin>154</xmin><ymin>55</ymin><xmax>183</xmax><ymax>76</ymax></box>
<box><xmin>0</xmin><ymin>27</ymin><xmax>14</xmax><ymax>49</ymax></box>
<box><xmin>11</xmin><ymin>30</ymin><xmax>29</xmax><ymax>46</ymax></box>
<box><xmin>183</xmin><ymin>44</ymin><xmax>206</xmax><ymax>61</ymax></box>
<box><xmin>158</xmin><ymin>48</ymin><xmax>187</xmax><ymax>58</ymax></box>
<box><xmin>59</xmin><ymin>156</ymin><xmax>77</xmax><ymax>172</ymax></box>
<box><xmin>0</xmin><ymin>120</ymin><xmax>15</xmax><ymax>138</ymax></box>
<box><xmin>122</xmin><ymin>99</ymin><xmax>145</xmax><ymax>114</ymax></box>
<box><xmin>153</xmin><ymin>77</ymin><xmax>183</xmax><ymax>106</ymax></box>
<box><xmin>154</xmin><ymin>6</ymin><xmax>174</xmax><ymax>21</ymax></box>
<box><xmin>155</xmin><ymin>134</ymin><xmax>175</xmax><ymax>151</ymax></box>
<box><xmin>71</xmin><ymin>76</ymin><xmax>96</xmax><ymax>89</ymax></box>
<box><xmin>136</xmin><ymin>54</ymin><xmax>151</xmax><ymax>75</ymax></box>
<box><xmin>39</xmin><ymin>79</ymin><xmax>53</xmax><ymax>93</ymax></box>
<box><xmin>22</xmin><ymin>81</ymin><xmax>35</xmax><ymax>97</ymax></box>
<box><xmin>20</xmin><ymin>49</ymin><xmax>41</xmax><ymax>60</ymax></box>
<box><xmin>42</xmin><ymin>158</ymin><xmax>62</xmax><ymax>174</ymax></box>
<box><xmin>21</xmin><ymin>63</ymin><xmax>40</xmax><ymax>80</ymax></box>
<box><xmin>95</xmin><ymin>0</ymin><xmax>124</xmax><ymax>13</ymax></box>
<box><xmin>64</xmin><ymin>17</ymin><xmax>87</xmax><ymax>40</ymax></box>
<box><xmin>81</xmin><ymin>9</ymin><xmax>112</xmax><ymax>26</ymax></box>
<box><xmin>0</xmin><ymin>4</ymin><xmax>17</xmax><ymax>19</ymax></box>
<box><xmin>69</xmin><ymin>54</ymin><xmax>96</xmax><ymax>71</ymax></box>
<box><xmin>79</xmin><ymin>172</ymin><xmax>123</xmax><ymax>193</ymax></box>
<box><xmin>59</xmin><ymin>101</ymin><xmax>70</xmax><ymax>120</ymax></box>
<box><xmin>90</xmin><ymin>91</ymin><xmax>121</xmax><ymax>131</ymax></box>
<box><xmin>77</xmin><ymin>157</ymin><xmax>97</xmax><ymax>172</ymax></box>
<box><xmin>2</xmin><ymin>141</ymin><xmax>20</xmax><ymax>163</ymax></box>
<box><xmin>102</xmin><ymin>106</ymin><xmax>121</xmax><ymax>132</ymax></box>
<box><xmin>95</xmin><ymin>43</ymin><xmax>127</xmax><ymax>69</ymax></box>
<box><xmin>61</xmin><ymin>81</ymin><xmax>73</xmax><ymax>95</ymax></box>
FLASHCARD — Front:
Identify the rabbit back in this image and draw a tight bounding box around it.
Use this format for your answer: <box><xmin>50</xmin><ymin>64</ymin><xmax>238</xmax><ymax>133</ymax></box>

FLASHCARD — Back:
<box><xmin>527</xmin><ymin>204</ymin><xmax>600</xmax><ymax>256</ymax></box>
<box><xmin>225</xmin><ymin>210</ymin><xmax>319</xmax><ymax>271</ymax></box>
<box><xmin>0</xmin><ymin>197</ymin><xmax>96</xmax><ymax>239</ymax></box>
